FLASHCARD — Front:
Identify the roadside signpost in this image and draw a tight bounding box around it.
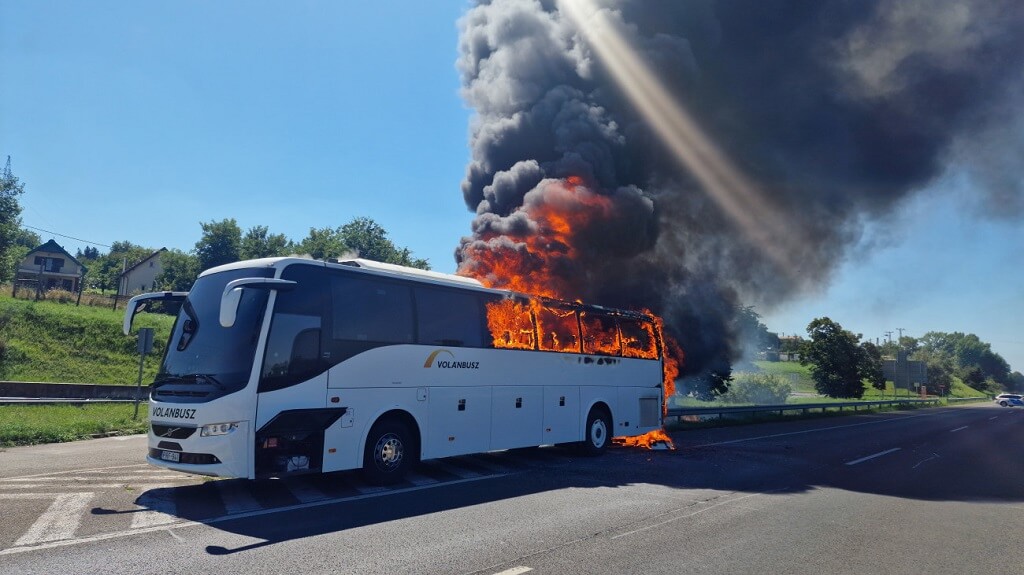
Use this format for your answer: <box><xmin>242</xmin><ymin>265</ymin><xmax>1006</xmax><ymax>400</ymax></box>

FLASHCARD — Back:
<box><xmin>133</xmin><ymin>328</ymin><xmax>154</xmax><ymax>420</ymax></box>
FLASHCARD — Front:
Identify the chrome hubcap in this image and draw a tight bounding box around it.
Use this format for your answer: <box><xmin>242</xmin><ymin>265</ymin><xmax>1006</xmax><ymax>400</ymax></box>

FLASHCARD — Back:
<box><xmin>375</xmin><ymin>433</ymin><xmax>403</xmax><ymax>470</ymax></box>
<box><xmin>590</xmin><ymin>419</ymin><xmax>607</xmax><ymax>448</ymax></box>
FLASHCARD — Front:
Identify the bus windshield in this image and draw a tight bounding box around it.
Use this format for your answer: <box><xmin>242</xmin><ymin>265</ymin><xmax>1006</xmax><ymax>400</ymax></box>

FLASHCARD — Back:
<box><xmin>154</xmin><ymin>267</ymin><xmax>274</xmax><ymax>400</ymax></box>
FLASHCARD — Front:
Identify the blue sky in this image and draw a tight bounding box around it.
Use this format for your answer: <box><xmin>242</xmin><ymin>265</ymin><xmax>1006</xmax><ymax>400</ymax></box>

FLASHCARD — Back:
<box><xmin>2</xmin><ymin>2</ymin><xmax>1021</xmax><ymax>372</ymax></box>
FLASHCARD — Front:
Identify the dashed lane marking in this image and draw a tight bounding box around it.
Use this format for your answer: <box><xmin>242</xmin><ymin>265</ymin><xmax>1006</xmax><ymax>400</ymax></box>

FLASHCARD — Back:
<box><xmin>950</xmin><ymin>426</ymin><xmax>969</xmax><ymax>432</ymax></box>
<box><xmin>844</xmin><ymin>447</ymin><xmax>901</xmax><ymax>466</ymax></box>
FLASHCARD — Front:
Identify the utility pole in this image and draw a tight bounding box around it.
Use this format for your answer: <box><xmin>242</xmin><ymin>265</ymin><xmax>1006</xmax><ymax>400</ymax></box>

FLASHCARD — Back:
<box><xmin>883</xmin><ymin>331</ymin><xmax>894</xmax><ymax>399</ymax></box>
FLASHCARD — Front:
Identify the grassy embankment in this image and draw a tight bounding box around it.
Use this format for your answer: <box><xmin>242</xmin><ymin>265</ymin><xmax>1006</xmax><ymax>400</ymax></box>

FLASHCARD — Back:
<box><xmin>0</xmin><ymin>291</ymin><xmax>174</xmax><ymax>383</ymax></box>
<box><xmin>0</xmin><ymin>291</ymin><xmax>174</xmax><ymax>446</ymax></box>
<box><xmin>0</xmin><ymin>403</ymin><xmax>149</xmax><ymax>447</ymax></box>
<box><xmin>670</xmin><ymin>359</ymin><xmax>986</xmax><ymax>411</ymax></box>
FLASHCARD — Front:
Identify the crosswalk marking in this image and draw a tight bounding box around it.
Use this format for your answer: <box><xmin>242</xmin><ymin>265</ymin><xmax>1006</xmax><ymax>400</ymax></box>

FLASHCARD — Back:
<box><xmin>428</xmin><ymin>460</ymin><xmax>484</xmax><ymax>479</ymax></box>
<box><xmin>404</xmin><ymin>472</ymin><xmax>440</xmax><ymax>486</ymax></box>
<box><xmin>131</xmin><ymin>491</ymin><xmax>179</xmax><ymax>529</ymax></box>
<box><xmin>14</xmin><ymin>492</ymin><xmax>94</xmax><ymax>546</ymax></box>
<box><xmin>215</xmin><ymin>480</ymin><xmax>262</xmax><ymax>514</ymax></box>
<box><xmin>1</xmin><ymin>475</ymin><xmax>187</xmax><ymax>482</ymax></box>
<box><xmin>1</xmin><ymin>449</ymin><xmax>565</xmax><ymax>553</ymax></box>
<box><xmin>282</xmin><ymin>480</ymin><xmax>329</xmax><ymax>503</ymax></box>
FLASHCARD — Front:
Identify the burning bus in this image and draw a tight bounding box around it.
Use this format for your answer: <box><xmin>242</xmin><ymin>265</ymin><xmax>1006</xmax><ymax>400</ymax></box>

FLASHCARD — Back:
<box><xmin>124</xmin><ymin>257</ymin><xmax>669</xmax><ymax>484</ymax></box>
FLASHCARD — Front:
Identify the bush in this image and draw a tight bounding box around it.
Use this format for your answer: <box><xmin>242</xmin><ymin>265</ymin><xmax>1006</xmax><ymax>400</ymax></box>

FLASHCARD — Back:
<box><xmin>722</xmin><ymin>372</ymin><xmax>793</xmax><ymax>404</ymax></box>
<box><xmin>44</xmin><ymin>289</ymin><xmax>76</xmax><ymax>303</ymax></box>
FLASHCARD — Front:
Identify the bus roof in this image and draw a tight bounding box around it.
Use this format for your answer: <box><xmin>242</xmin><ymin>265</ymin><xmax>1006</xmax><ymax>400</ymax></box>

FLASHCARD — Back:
<box><xmin>200</xmin><ymin>257</ymin><xmax>654</xmax><ymax>322</ymax></box>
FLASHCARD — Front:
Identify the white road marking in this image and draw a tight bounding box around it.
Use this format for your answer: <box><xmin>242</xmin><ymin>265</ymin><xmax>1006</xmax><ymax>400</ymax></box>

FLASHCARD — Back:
<box><xmin>0</xmin><ymin>464</ymin><xmax>149</xmax><ymax>481</ymax></box>
<box><xmin>14</xmin><ymin>492</ymin><xmax>94</xmax><ymax>546</ymax></box>
<box><xmin>0</xmin><ymin>493</ymin><xmax>60</xmax><ymax>500</ymax></box>
<box><xmin>131</xmin><ymin>491</ymin><xmax>179</xmax><ymax>529</ymax></box>
<box><xmin>988</xmin><ymin>416</ymin><xmax>999</xmax><ymax>420</ymax></box>
<box><xmin>1</xmin><ymin>476</ymin><xmax>187</xmax><ymax>482</ymax></box>
<box><xmin>950</xmin><ymin>426</ymin><xmax>969</xmax><ymax>433</ymax></box>
<box><xmin>215</xmin><ymin>480</ymin><xmax>262</xmax><ymax>514</ymax></box>
<box><xmin>0</xmin><ymin>484</ymin><xmax>179</xmax><ymax>490</ymax></box>
<box><xmin>912</xmin><ymin>454</ymin><xmax>940</xmax><ymax>470</ymax></box>
<box><xmin>282</xmin><ymin>480</ymin><xmax>329</xmax><ymax>504</ymax></box>
<box><xmin>0</xmin><ymin>474</ymin><xmax>505</xmax><ymax>556</ymax></box>
<box><xmin>428</xmin><ymin>460</ymin><xmax>483</xmax><ymax>479</ymax></box>
<box><xmin>492</xmin><ymin>568</ymin><xmax>533</xmax><ymax>575</ymax></box>
<box><xmin>404</xmin><ymin>472</ymin><xmax>440</xmax><ymax>486</ymax></box>
<box><xmin>352</xmin><ymin>484</ymin><xmax>390</xmax><ymax>495</ymax></box>
<box><xmin>844</xmin><ymin>447</ymin><xmax>901</xmax><ymax>466</ymax></box>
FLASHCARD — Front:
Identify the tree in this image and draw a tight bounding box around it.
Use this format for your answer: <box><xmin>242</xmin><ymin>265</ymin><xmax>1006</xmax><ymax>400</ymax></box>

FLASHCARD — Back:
<box><xmin>157</xmin><ymin>249</ymin><xmax>200</xmax><ymax>291</ymax></box>
<box><xmin>917</xmin><ymin>331</ymin><xmax>1011</xmax><ymax>390</ymax></box>
<box><xmin>75</xmin><ymin>246</ymin><xmax>100</xmax><ymax>261</ymax></box>
<box><xmin>801</xmin><ymin>317</ymin><xmax>870</xmax><ymax>398</ymax></box>
<box><xmin>195</xmin><ymin>218</ymin><xmax>242</xmax><ymax>271</ymax></box>
<box><xmin>297</xmin><ymin>226</ymin><xmax>348</xmax><ymax>260</ymax></box>
<box><xmin>241</xmin><ymin>225</ymin><xmax>292</xmax><ymax>260</ymax></box>
<box><xmin>1008</xmin><ymin>371</ymin><xmax>1024</xmax><ymax>393</ymax></box>
<box><xmin>859</xmin><ymin>341</ymin><xmax>886</xmax><ymax>391</ymax></box>
<box><xmin>339</xmin><ymin>217</ymin><xmax>430</xmax><ymax>269</ymax></box>
<box><xmin>88</xmin><ymin>241</ymin><xmax>153</xmax><ymax>293</ymax></box>
<box><xmin>0</xmin><ymin>157</ymin><xmax>27</xmax><ymax>282</ymax></box>
<box><xmin>735</xmin><ymin>305</ymin><xmax>775</xmax><ymax>357</ymax></box>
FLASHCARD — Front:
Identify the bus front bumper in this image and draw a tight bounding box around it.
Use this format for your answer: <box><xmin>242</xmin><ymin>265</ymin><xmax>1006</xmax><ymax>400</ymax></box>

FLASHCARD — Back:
<box><xmin>147</xmin><ymin>420</ymin><xmax>251</xmax><ymax>479</ymax></box>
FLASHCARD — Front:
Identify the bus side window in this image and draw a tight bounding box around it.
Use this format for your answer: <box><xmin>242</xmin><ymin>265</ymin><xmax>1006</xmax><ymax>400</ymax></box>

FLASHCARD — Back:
<box><xmin>259</xmin><ymin>265</ymin><xmax>328</xmax><ymax>393</ymax></box>
<box><xmin>620</xmin><ymin>318</ymin><xmax>657</xmax><ymax>359</ymax></box>
<box><xmin>327</xmin><ymin>274</ymin><xmax>414</xmax><ymax>364</ymax></box>
<box><xmin>482</xmin><ymin>296</ymin><xmax>536</xmax><ymax>350</ymax></box>
<box><xmin>536</xmin><ymin>305</ymin><xmax>580</xmax><ymax>353</ymax></box>
<box><xmin>581</xmin><ymin>312</ymin><xmax>621</xmax><ymax>356</ymax></box>
<box><xmin>415</xmin><ymin>287</ymin><xmax>484</xmax><ymax>347</ymax></box>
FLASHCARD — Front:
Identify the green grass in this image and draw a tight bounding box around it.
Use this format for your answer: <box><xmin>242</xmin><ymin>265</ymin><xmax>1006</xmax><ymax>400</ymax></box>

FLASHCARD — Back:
<box><xmin>0</xmin><ymin>293</ymin><xmax>174</xmax><ymax>384</ymax></box>
<box><xmin>750</xmin><ymin>360</ymin><xmax>816</xmax><ymax>393</ymax></box>
<box><xmin>0</xmin><ymin>403</ymin><xmax>149</xmax><ymax>447</ymax></box>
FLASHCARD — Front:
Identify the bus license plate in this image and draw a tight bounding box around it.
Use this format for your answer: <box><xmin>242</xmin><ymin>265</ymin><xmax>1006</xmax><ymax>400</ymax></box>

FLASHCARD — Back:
<box><xmin>160</xmin><ymin>450</ymin><xmax>180</xmax><ymax>463</ymax></box>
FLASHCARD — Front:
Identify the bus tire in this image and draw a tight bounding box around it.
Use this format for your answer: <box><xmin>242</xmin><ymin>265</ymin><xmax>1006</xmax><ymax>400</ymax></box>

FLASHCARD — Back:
<box><xmin>362</xmin><ymin>418</ymin><xmax>415</xmax><ymax>485</ymax></box>
<box><xmin>579</xmin><ymin>406</ymin><xmax>612</xmax><ymax>456</ymax></box>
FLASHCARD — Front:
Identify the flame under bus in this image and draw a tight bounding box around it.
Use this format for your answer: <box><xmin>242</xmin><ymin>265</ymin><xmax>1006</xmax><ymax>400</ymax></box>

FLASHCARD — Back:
<box><xmin>126</xmin><ymin>257</ymin><xmax>665</xmax><ymax>483</ymax></box>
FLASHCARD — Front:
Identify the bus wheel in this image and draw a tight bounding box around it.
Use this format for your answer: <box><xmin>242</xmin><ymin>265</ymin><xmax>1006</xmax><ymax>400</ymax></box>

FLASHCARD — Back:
<box><xmin>580</xmin><ymin>406</ymin><xmax>611</xmax><ymax>456</ymax></box>
<box><xmin>362</xmin><ymin>419</ymin><xmax>414</xmax><ymax>485</ymax></box>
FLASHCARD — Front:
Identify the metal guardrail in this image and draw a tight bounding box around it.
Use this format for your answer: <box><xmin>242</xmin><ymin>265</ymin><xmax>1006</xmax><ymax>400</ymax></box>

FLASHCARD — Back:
<box><xmin>0</xmin><ymin>398</ymin><xmax>139</xmax><ymax>405</ymax></box>
<box><xmin>665</xmin><ymin>398</ymin><xmax>945</xmax><ymax>424</ymax></box>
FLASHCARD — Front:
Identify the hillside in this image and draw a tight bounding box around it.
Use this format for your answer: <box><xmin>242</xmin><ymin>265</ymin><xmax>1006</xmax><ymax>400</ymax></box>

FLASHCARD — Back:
<box><xmin>0</xmin><ymin>293</ymin><xmax>175</xmax><ymax>384</ymax></box>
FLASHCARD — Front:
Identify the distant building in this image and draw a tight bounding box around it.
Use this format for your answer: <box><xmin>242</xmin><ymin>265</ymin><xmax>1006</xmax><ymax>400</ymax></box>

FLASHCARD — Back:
<box><xmin>15</xmin><ymin>239</ymin><xmax>87</xmax><ymax>292</ymax></box>
<box><xmin>118</xmin><ymin>248</ymin><xmax>167</xmax><ymax>296</ymax></box>
<box><xmin>883</xmin><ymin>351</ymin><xmax>928</xmax><ymax>390</ymax></box>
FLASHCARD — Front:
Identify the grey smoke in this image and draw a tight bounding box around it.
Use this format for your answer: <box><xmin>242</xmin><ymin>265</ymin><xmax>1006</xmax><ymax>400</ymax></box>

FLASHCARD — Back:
<box><xmin>454</xmin><ymin>0</ymin><xmax>1024</xmax><ymax>382</ymax></box>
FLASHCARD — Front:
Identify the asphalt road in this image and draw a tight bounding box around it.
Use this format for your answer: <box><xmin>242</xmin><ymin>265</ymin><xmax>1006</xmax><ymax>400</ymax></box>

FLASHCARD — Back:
<box><xmin>0</xmin><ymin>403</ymin><xmax>1020</xmax><ymax>575</ymax></box>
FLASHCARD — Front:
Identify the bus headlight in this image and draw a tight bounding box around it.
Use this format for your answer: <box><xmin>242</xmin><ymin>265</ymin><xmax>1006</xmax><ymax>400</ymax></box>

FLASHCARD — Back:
<box><xmin>200</xmin><ymin>422</ymin><xmax>239</xmax><ymax>437</ymax></box>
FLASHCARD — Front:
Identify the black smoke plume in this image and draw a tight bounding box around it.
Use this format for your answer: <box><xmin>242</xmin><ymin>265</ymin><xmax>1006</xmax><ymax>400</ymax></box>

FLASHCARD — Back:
<box><xmin>454</xmin><ymin>0</ymin><xmax>1024</xmax><ymax>390</ymax></box>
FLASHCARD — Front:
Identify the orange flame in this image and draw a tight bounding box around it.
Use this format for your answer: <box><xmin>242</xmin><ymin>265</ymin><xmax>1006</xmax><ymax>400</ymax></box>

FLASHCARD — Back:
<box><xmin>459</xmin><ymin>176</ymin><xmax>683</xmax><ymax>450</ymax></box>
<box><xmin>613</xmin><ymin>428</ymin><xmax>675</xmax><ymax>449</ymax></box>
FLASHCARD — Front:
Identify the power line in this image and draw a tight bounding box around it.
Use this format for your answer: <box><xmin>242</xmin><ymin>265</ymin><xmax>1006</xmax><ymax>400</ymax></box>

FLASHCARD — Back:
<box><xmin>21</xmin><ymin>224</ymin><xmax>112</xmax><ymax>249</ymax></box>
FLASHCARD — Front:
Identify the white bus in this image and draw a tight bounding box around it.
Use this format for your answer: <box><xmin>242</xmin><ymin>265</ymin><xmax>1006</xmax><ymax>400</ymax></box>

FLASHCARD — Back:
<box><xmin>124</xmin><ymin>257</ymin><xmax>665</xmax><ymax>484</ymax></box>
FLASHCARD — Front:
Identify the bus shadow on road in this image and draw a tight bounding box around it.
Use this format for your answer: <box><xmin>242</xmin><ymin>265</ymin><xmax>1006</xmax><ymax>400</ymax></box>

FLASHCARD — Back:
<box><xmin>121</xmin><ymin>408</ymin><xmax>1024</xmax><ymax>555</ymax></box>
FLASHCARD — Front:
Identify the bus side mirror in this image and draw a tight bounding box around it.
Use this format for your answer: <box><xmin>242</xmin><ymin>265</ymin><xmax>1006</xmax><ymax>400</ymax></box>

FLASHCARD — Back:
<box><xmin>219</xmin><ymin>278</ymin><xmax>297</xmax><ymax>328</ymax></box>
<box><xmin>122</xmin><ymin>291</ymin><xmax>188</xmax><ymax>335</ymax></box>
